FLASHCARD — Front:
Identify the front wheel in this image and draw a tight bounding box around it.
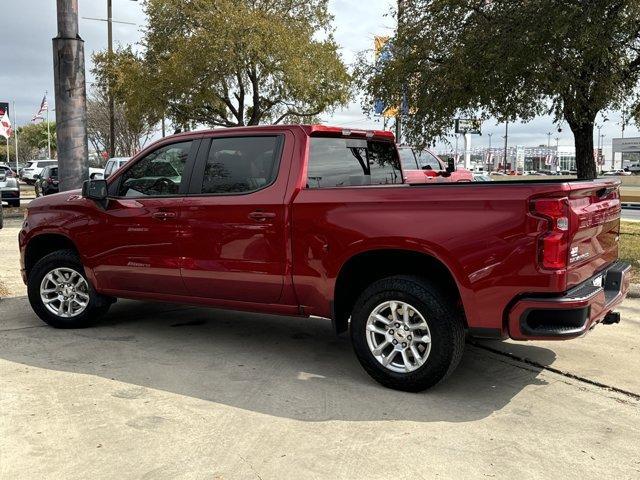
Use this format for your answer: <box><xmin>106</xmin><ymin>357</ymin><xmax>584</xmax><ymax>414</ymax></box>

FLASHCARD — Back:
<box><xmin>350</xmin><ymin>275</ymin><xmax>465</xmax><ymax>392</ymax></box>
<box><xmin>27</xmin><ymin>249</ymin><xmax>111</xmax><ymax>328</ymax></box>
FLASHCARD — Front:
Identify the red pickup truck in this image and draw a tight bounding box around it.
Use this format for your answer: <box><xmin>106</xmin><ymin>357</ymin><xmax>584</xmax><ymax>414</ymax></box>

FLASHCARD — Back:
<box><xmin>398</xmin><ymin>146</ymin><xmax>474</xmax><ymax>183</ymax></box>
<box><xmin>19</xmin><ymin>125</ymin><xmax>630</xmax><ymax>391</ymax></box>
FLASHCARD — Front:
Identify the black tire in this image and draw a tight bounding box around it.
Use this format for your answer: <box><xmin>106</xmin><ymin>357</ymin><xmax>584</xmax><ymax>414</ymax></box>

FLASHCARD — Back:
<box><xmin>350</xmin><ymin>275</ymin><xmax>465</xmax><ymax>392</ymax></box>
<box><xmin>27</xmin><ymin>249</ymin><xmax>111</xmax><ymax>328</ymax></box>
<box><xmin>8</xmin><ymin>200</ymin><xmax>19</xmax><ymax>208</ymax></box>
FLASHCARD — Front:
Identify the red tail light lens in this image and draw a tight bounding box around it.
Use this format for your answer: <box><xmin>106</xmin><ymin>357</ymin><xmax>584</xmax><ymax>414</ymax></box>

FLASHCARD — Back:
<box><xmin>531</xmin><ymin>197</ymin><xmax>570</xmax><ymax>270</ymax></box>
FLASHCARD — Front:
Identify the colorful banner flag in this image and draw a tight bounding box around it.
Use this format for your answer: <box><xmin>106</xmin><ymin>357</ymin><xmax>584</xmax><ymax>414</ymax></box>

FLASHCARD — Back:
<box><xmin>0</xmin><ymin>111</ymin><xmax>13</xmax><ymax>139</ymax></box>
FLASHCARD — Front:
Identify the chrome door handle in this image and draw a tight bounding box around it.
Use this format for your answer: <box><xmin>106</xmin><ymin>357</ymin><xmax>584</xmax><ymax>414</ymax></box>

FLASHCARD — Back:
<box><xmin>248</xmin><ymin>211</ymin><xmax>276</xmax><ymax>221</ymax></box>
<box><xmin>152</xmin><ymin>211</ymin><xmax>176</xmax><ymax>220</ymax></box>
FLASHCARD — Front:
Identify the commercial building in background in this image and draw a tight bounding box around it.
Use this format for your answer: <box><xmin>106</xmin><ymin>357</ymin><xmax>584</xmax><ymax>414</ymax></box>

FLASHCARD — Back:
<box><xmin>436</xmin><ymin>145</ymin><xmax>625</xmax><ymax>173</ymax></box>
<box><xmin>612</xmin><ymin>137</ymin><xmax>640</xmax><ymax>169</ymax></box>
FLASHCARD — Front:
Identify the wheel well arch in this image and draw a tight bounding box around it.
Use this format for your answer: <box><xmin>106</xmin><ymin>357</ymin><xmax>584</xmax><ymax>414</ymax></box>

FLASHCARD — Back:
<box><xmin>24</xmin><ymin>233</ymin><xmax>79</xmax><ymax>279</ymax></box>
<box><xmin>332</xmin><ymin>249</ymin><xmax>465</xmax><ymax>334</ymax></box>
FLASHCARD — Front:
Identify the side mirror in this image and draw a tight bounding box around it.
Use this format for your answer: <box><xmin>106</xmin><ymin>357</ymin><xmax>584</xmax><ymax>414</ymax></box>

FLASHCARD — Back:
<box><xmin>34</xmin><ymin>174</ymin><xmax>41</xmax><ymax>180</ymax></box>
<box><xmin>446</xmin><ymin>158</ymin><xmax>456</xmax><ymax>174</ymax></box>
<box><xmin>82</xmin><ymin>179</ymin><xmax>108</xmax><ymax>208</ymax></box>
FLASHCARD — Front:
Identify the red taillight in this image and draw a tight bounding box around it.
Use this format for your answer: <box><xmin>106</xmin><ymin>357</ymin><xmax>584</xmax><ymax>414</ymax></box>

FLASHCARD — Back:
<box><xmin>531</xmin><ymin>197</ymin><xmax>570</xmax><ymax>270</ymax></box>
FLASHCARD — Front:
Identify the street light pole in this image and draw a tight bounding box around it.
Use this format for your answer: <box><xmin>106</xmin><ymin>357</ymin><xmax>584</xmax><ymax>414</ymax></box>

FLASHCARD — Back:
<box><xmin>547</xmin><ymin>131</ymin><xmax>551</xmax><ymax>148</ymax></box>
<box><xmin>503</xmin><ymin>120</ymin><xmax>509</xmax><ymax>174</ymax></box>
<box><xmin>487</xmin><ymin>132</ymin><xmax>492</xmax><ymax>171</ymax></box>
<box><xmin>53</xmin><ymin>0</ymin><xmax>89</xmax><ymax>191</ymax></box>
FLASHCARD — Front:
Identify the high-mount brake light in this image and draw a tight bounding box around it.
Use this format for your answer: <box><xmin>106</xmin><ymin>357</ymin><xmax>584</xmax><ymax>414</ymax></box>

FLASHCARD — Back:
<box><xmin>531</xmin><ymin>197</ymin><xmax>570</xmax><ymax>270</ymax></box>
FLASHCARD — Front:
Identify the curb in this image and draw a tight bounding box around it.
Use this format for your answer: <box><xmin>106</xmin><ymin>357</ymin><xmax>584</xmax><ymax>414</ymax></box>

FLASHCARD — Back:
<box><xmin>622</xmin><ymin>203</ymin><xmax>640</xmax><ymax>210</ymax></box>
<box><xmin>629</xmin><ymin>283</ymin><xmax>640</xmax><ymax>299</ymax></box>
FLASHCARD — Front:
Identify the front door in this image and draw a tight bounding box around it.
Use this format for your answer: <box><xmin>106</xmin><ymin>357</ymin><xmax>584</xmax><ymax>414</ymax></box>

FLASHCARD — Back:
<box><xmin>91</xmin><ymin>139</ymin><xmax>198</xmax><ymax>295</ymax></box>
<box><xmin>181</xmin><ymin>134</ymin><xmax>290</xmax><ymax>303</ymax></box>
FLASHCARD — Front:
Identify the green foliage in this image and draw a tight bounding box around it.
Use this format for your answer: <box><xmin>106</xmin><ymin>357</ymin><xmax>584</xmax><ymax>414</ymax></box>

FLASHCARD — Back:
<box><xmin>358</xmin><ymin>0</ymin><xmax>640</xmax><ymax>179</ymax></box>
<box><xmin>18</xmin><ymin>122</ymin><xmax>56</xmax><ymax>155</ymax></box>
<box><xmin>0</xmin><ymin>122</ymin><xmax>56</xmax><ymax>164</ymax></box>
<box><xmin>93</xmin><ymin>0</ymin><xmax>351</xmax><ymax>128</ymax></box>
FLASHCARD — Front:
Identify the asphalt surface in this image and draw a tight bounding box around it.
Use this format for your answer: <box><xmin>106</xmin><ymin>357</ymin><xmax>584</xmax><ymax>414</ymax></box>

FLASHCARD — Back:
<box><xmin>0</xmin><ymin>297</ymin><xmax>639</xmax><ymax>479</ymax></box>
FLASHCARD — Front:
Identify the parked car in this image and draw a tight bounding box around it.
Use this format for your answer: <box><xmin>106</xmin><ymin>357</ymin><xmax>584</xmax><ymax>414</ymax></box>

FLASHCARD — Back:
<box><xmin>21</xmin><ymin>160</ymin><xmax>57</xmax><ymax>185</ymax></box>
<box><xmin>398</xmin><ymin>147</ymin><xmax>473</xmax><ymax>183</ymax></box>
<box><xmin>0</xmin><ymin>198</ymin><xmax>3</xmax><ymax>229</ymax></box>
<box><xmin>34</xmin><ymin>166</ymin><xmax>59</xmax><ymax>197</ymax></box>
<box><xmin>603</xmin><ymin>169</ymin><xmax>632</xmax><ymax>176</ymax></box>
<box><xmin>0</xmin><ymin>163</ymin><xmax>16</xmax><ymax>177</ymax></box>
<box><xmin>89</xmin><ymin>167</ymin><xmax>105</xmax><ymax>180</ymax></box>
<box><xmin>20</xmin><ymin>125</ymin><xmax>630</xmax><ymax>392</ymax></box>
<box><xmin>0</xmin><ymin>167</ymin><xmax>21</xmax><ymax>207</ymax></box>
<box><xmin>627</xmin><ymin>162</ymin><xmax>640</xmax><ymax>173</ymax></box>
<box><xmin>103</xmin><ymin>157</ymin><xmax>130</xmax><ymax>179</ymax></box>
<box><xmin>472</xmin><ymin>173</ymin><xmax>492</xmax><ymax>182</ymax></box>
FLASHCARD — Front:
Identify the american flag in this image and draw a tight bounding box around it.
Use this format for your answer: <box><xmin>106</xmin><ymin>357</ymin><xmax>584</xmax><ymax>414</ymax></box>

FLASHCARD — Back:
<box><xmin>31</xmin><ymin>93</ymin><xmax>48</xmax><ymax>123</ymax></box>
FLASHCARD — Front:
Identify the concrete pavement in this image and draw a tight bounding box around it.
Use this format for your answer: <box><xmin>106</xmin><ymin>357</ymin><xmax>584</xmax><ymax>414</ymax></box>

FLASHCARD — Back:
<box><xmin>1</xmin><ymin>296</ymin><xmax>639</xmax><ymax>479</ymax></box>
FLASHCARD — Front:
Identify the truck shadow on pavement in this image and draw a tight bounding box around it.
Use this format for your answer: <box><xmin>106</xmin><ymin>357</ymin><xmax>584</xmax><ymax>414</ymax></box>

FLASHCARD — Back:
<box><xmin>0</xmin><ymin>298</ymin><xmax>557</xmax><ymax>423</ymax></box>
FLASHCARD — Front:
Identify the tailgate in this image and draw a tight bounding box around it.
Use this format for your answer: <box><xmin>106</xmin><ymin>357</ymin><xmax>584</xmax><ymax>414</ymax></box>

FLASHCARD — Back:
<box><xmin>565</xmin><ymin>180</ymin><xmax>621</xmax><ymax>287</ymax></box>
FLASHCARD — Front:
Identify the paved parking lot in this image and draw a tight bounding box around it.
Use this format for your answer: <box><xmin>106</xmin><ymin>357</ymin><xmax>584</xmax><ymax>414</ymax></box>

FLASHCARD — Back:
<box><xmin>0</xmin><ymin>296</ymin><xmax>639</xmax><ymax>479</ymax></box>
<box><xmin>1</xmin><ymin>217</ymin><xmax>639</xmax><ymax>479</ymax></box>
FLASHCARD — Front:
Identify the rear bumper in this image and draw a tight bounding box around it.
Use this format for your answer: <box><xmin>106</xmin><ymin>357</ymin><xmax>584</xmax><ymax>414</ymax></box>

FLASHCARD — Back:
<box><xmin>508</xmin><ymin>261</ymin><xmax>631</xmax><ymax>340</ymax></box>
<box><xmin>1</xmin><ymin>189</ymin><xmax>20</xmax><ymax>199</ymax></box>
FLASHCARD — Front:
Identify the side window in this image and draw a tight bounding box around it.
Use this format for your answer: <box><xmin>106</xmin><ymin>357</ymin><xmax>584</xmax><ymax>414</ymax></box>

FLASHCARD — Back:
<box><xmin>398</xmin><ymin>148</ymin><xmax>419</xmax><ymax>170</ymax></box>
<box><xmin>415</xmin><ymin>150</ymin><xmax>442</xmax><ymax>170</ymax></box>
<box><xmin>307</xmin><ymin>137</ymin><xmax>401</xmax><ymax>188</ymax></box>
<box><xmin>200</xmin><ymin>136</ymin><xmax>280</xmax><ymax>194</ymax></box>
<box><xmin>117</xmin><ymin>141</ymin><xmax>192</xmax><ymax>197</ymax></box>
<box><xmin>104</xmin><ymin>161</ymin><xmax>114</xmax><ymax>177</ymax></box>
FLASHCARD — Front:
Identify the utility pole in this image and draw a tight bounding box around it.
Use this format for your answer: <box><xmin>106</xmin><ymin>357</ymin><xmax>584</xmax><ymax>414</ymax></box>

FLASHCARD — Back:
<box><xmin>53</xmin><ymin>0</ymin><xmax>89</xmax><ymax>191</ymax></box>
<box><xmin>547</xmin><ymin>131</ymin><xmax>551</xmax><ymax>148</ymax></box>
<box><xmin>107</xmin><ymin>0</ymin><xmax>115</xmax><ymax>158</ymax></box>
<box><xmin>503</xmin><ymin>120</ymin><xmax>509</xmax><ymax>173</ymax></box>
<box><xmin>83</xmin><ymin>1</ymin><xmax>138</xmax><ymax>157</ymax></box>
<box><xmin>395</xmin><ymin>0</ymin><xmax>404</xmax><ymax>144</ymax></box>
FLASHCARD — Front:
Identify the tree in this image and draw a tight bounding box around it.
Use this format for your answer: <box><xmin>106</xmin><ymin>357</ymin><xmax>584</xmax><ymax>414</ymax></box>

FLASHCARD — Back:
<box><xmin>93</xmin><ymin>0</ymin><xmax>351</xmax><ymax>129</ymax></box>
<box><xmin>357</xmin><ymin>0</ymin><xmax>640</xmax><ymax>179</ymax></box>
<box><xmin>86</xmin><ymin>89</ymin><xmax>155</xmax><ymax>160</ymax></box>
<box><xmin>19</xmin><ymin>122</ymin><xmax>56</xmax><ymax>157</ymax></box>
<box><xmin>0</xmin><ymin>123</ymin><xmax>57</xmax><ymax>164</ymax></box>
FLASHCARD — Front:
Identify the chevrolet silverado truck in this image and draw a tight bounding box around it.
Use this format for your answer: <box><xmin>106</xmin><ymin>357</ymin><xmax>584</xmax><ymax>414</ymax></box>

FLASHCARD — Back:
<box><xmin>19</xmin><ymin>125</ymin><xmax>630</xmax><ymax>391</ymax></box>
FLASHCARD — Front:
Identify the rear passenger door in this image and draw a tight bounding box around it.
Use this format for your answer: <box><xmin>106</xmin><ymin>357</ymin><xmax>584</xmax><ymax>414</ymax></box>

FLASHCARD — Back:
<box><xmin>181</xmin><ymin>134</ymin><xmax>290</xmax><ymax>303</ymax></box>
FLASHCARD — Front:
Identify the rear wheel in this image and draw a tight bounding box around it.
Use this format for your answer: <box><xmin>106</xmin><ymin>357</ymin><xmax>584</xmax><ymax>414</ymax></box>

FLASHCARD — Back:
<box><xmin>350</xmin><ymin>275</ymin><xmax>465</xmax><ymax>392</ymax></box>
<box><xmin>8</xmin><ymin>199</ymin><xmax>19</xmax><ymax>208</ymax></box>
<box><xmin>27</xmin><ymin>249</ymin><xmax>111</xmax><ymax>328</ymax></box>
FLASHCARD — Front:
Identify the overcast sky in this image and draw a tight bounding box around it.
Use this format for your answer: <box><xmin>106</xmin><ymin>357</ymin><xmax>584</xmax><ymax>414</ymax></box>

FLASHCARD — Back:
<box><xmin>1</xmin><ymin>0</ymin><xmax>637</xmax><ymax>151</ymax></box>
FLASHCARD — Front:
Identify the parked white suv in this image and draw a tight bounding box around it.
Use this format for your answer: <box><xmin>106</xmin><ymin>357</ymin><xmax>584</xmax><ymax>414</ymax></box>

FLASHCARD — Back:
<box><xmin>21</xmin><ymin>160</ymin><xmax>57</xmax><ymax>185</ymax></box>
<box><xmin>103</xmin><ymin>157</ymin><xmax>130</xmax><ymax>179</ymax></box>
<box><xmin>628</xmin><ymin>162</ymin><xmax>640</xmax><ymax>173</ymax></box>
